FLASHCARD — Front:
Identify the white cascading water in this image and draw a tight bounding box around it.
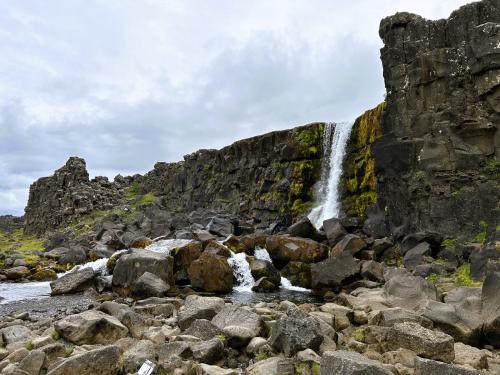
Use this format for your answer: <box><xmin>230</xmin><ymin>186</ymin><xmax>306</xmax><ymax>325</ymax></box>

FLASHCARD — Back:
<box><xmin>228</xmin><ymin>251</ymin><xmax>255</xmax><ymax>292</ymax></box>
<box><xmin>254</xmin><ymin>248</ymin><xmax>310</xmax><ymax>292</ymax></box>
<box><xmin>308</xmin><ymin>121</ymin><xmax>354</xmax><ymax>229</ymax></box>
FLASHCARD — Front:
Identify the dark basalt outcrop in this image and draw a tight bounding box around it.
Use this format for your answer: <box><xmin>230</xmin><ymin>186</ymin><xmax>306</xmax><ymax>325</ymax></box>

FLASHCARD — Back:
<box><xmin>371</xmin><ymin>0</ymin><xmax>500</xmax><ymax>239</ymax></box>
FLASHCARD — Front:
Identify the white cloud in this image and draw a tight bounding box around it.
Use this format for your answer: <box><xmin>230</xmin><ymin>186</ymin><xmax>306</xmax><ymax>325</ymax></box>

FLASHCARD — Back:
<box><xmin>0</xmin><ymin>0</ymin><xmax>472</xmax><ymax>215</ymax></box>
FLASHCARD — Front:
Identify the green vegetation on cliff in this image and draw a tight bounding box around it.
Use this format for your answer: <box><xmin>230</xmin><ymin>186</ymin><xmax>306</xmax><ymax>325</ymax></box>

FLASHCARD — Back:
<box><xmin>341</xmin><ymin>102</ymin><xmax>385</xmax><ymax>218</ymax></box>
<box><xmin>0</xmin><ymin>228</ymin><xmax>45</xmax><ymax>267</ymax></box>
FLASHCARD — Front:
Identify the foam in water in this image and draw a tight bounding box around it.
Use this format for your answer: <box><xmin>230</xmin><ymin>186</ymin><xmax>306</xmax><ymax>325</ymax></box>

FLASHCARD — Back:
<box><xmin>146</xmin><ymin>239</ymin><xmax>192</xmax><ymax>255</ymax></box>
<box><xmin>309</xmin><ymin>121</ymin><xmax>354</xmax><ymax>229</ymax></box>
<box><xmin>228</xmin><ymin>251</ymin><xmax>255</xmax><ymax>292</ymax></box>
<box><xmin>254</xmin><ymin>247</ymin><xmax>272</xmax><ymax>262</ymax></box>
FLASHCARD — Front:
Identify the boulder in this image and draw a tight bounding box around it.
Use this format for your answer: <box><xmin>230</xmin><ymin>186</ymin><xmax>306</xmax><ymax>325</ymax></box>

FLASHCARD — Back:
<box><xmin>383</xmin><ymin>271</ymin><xmax>437</xmax><ymax>310</ymax></box>
<box><xmin>211</xmin><ymin>305</ymin><xmax>262</xmax><ymax>347</ymax></box>
<box><xmin>204</xmin><ymin>241</ymin><xmax>231</xmax><ymax>257</ymax></box>
<box><xmin>444</xmin><ymin>287</ymin><xmax>482</xmax><ymax>315</ymax></box>
<box><xmin>173</xmin><ymin>241</ymin><xmax>202</xmax><ymax>280</ymax></box>
<box><xmin>223</xmin><ymin>234</ymin><xmax>266</xmax><ymax>253</ymax></box>
<box><xmin>403</xmin><ymin>242</ymin><xmax>432</xmax><ymax>270</ymax></box>
<box><xmin>470</xmin><ymin>245</ymin><xmax>499</xmax><ymax>280</ymax></box>
<box><xmin>17</xmin><ymin>349</ymin><xmax>46</xmax><ymax>375</ymax></box>
<box><xmin>5</xmin><ymin>266</ymin><xmax>30</xmax><ymax>280</ymax></box>
<box><xmin>400</xmin><ymin>232</ymin><xmax>442</xmax><ymax>255</ymax></box>
<box><xmin>286</xmin><ymin>217</ymin><xmax>320</xmax><ymax>240</ymax></box>
<box><xmin>331</xmin><ymin>234</ymin><xmax>367</xmax><ymax>256</ymax></box>
<box><xmin>372</xmin><ymin>237</ymin><xmax>393</xmax><ymax>255</ymax></box>
<box><xmin>265</xmin><ymin>235</ymin><xmax>328</xmax><ymax>264</ymax></box>
<box><xmin>122</xmin><ymin>340</ymin><xmax>156</xmax><ymax>374</ymax></box>
<box><xmin>45</xmin><ymin>246</ymin><xmax>87</xmax><ymax>265</ymax></box>
<box><xmin>207</xmin><ymin>216</ymin><xmax>234</xmax><ymax>237</ymax></box>
<box><xmin>387</xmin><ymin>322</ymin><xmax>455</xmax><ymax>363</ymax></box>
<box><xmin>131</xmin><ymin>271</ymin><xmax>170</xmax><ymax>297</ymax></box>
<box><xmin>322</xmin><ymin>218</ymin><xmax>347</xmax><ymax>245</ymax></box>
<box><xmin>178</xmin><ymin>295</ymin><xmax>225</xmax><ymax>330</ymax></box>
<box><xmin>311</xmin><ymin>252</ymin><xmax>359</xmax><ymax>291</ymax></box>
<box><xmin>370</xmin><ymin>307</ymin><xmax>433</xmax><ymax>328</ymax></box>
<box><xmin>112</xmin><ymin>249</ymin><xmax>174</xmax><ymax>296</ymax></box>
<box><xmin>360</xmin><ymin>260</ymin><xmax>384</xmax><ymax>283</ymax></box>
<box><xmin>246</xmin><ymin>357</ymin><xmax>295</xmax><ymax>375</ymax></box>
<box><xmin>414</xmin><ymin>356</ymin><xmax>482</xmax><ymax>375</ymax></box>
<box><xmin>320</xmin><ymin>350</ymin><xmax>392</xmax><ymax>375</ymax></box>
<box><xmin>191</xmin><ymin>337</ymin><xmax>224</xmax><ymax>364</ymax></box>
<box><xmin>481</xmin><ymin>271</ymin><xmax>500</xmax><ymax>347</ymax></box>
<box><xmin>269</xmin><ymin>305</ymin><xmax>323</xmax><ymax>356</ymax></box>
<box><xmin>98</xmin><ymin>301</ymin><xmax>148</xmax><ymax>338</ymax></box>
<box><xmin>50</xmin><ymin>268</ymin><xmax>95</xmax><ymax>296</ymax></box>
<box><xmin>248</xmin><ymin>257</ymin><xmax>280</xmax><ymax>286</ymax></box>
<box><xmin>184</xmin><ymin>319</ymin><xmax>222</xmax><ymax>340</ymax></box>
<box><xmin>0</xmin><ymin>325</ymin><xmax>32</xmax><ymax>345</ymax></box>
<box><xmin>195</xmin><ymin>364</ymin><xmax>238</xmax><ymax>375</ymax></box>
<box><xmin>419</xmin><ymin>300</ymin><xmax>482</xmax><ymax>345</ymax></box>
<box><xmin>187</xmin><ymin>252</ymin><xmax>233</xmax><ymax>293</ymax></box>
<box><xmin>454</xmin><ymin>342</ymin><xmax>489</xmax><ymax>370</ymax></box>
<box><xmin>54</xmin><ymin>310</ymin><xmax>128</xmax><ymax>345</ymax></box>
<box><xmin>46</xmin><ymin>345</ymin><xmax>122</xmax><ymax>375</ymax></box>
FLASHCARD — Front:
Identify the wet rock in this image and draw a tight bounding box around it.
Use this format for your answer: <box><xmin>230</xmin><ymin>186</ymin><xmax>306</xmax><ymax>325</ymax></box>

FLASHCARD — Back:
<box><xmin>320</xmin><ymin>350</ymin><xmax>392</xmax><ymax>375</ymax></box>
<box><xmin>311</xmin><ymin>252</ymin><xmax>359</xmax><ymax>291</ymax></box>
<box><xmin>387</xmin><ymin>322</ymin><xmax>455</xmax><ymax>363</ymax></box>
<box><xmin>178</xmin><ymin>295</ymin><xmax>225</xmax><ymax>330</ymax></box>
<box><xmin>131</xmin><ymin>271</ymin><xmax>169</xmax><ymax>297</ymax></box>
<box><xmin>187</xmin><ymin>252</ymin><xmax>233</xmax><ymax>293</ymax></box>
<box><xmin>252</xmin><ymin>277</ymin><xmax>279</xmax><ymax>292</ymax></box>
<box><xmin>50</xmin><ymin>268</ymin><xmax>95</xmax><ymax>296</ymax></box>
<box><xmin>331</xmin><ymin>234</ymin><xmax>367</xmax><ymax>256</ymax></box>
<box><xmin>248</xmin><ymin>257</ymin><xmax>280</xmax><ymax>286</ymax></box>
<box><xmin>46</xmin><ymin>345</ymin><xmax>122</xmax><ymax>375</ymax></box>
<box><xmin>481</xmin><ymin>271</ymin><xmax>500</xmax><ymax>347</ymax></box>
<box><xmin>414</xmin><ymin>356</ymin><xmax>482</xmax><ymax>375</ymax></box>
<box><xmin>280</xmin><ymin>261</ymin><xmax>311</xmax><ymax>289</ymax></box>
<box><xmin>54</xmin><ymin>310</ymin><xmax>128</xmax><ymax>345</ymax></box>
<box><xmin>266</xmin><ymin>235</ymin><xmax>328</xmax><ymax>264</ymax></box>
<box><xmin>173</xmin><ymin>241</ymin><xmax>202</xmax><ymax>282</ymax></box>
<box><xmin>112</xmin><ymin>249</ymin><xmax>174</xmax><ymax>296</ymax></box>
<box><xmin>212</xmin><ymin>305</ymin><xmax>262</xmax><ymax>348</ymax></box>
<box><xmin>269</xmin><ymin>305</ymin><xmax>323</xmax><ymax>356</ymax></box>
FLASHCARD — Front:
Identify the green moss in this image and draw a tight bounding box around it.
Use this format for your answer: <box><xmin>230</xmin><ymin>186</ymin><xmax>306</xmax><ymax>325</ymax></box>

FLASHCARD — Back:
<box><xmin>134</xmin><ymin>192</ymin><xmax>156</xmax><ymax>207</ymax></box>
<box><xmin>24</xmin><ymin>340</ymin><xmax>33</xmax><ymax>350</ymax></box>
<box><xmin>51</xmin><ymin>330</ymin><xmax>61</xmax><ymax>340</ymax></box>
<box><xmin>0</xmin><ymin>229</ymin><xmax>45</xmax><ymax>268</ymax></box>
<box><xmin>341</xmin><ymin>102</ymin><xmax>385</xmax><ymax>218</ymax></box>
<box><xmin>425</xmin><ymin>273</ymin><xmax>439</xmax><ymax>284</ymax></box>
<box><xmin>124</xmin><ymin>181</ymin><xmax>142</xmax><ymax>200</ymax></box>
<box><xmin>454</xmin><ymin>263</ymin><xmax>482</xmax><ymax>288</ymax></box>
<box><xmin>297</xmin><ymin>124</ymin><xmax>325</xmax><ymax>150</ymax></box>
<box><xmin>354</xmin><ymin>327</ymin><xmax>365</xmax><ymax>342</ymax></box>
<box><xmin>290</xmin><ymin>199</ymin><xmax>314</xmax><ymax>218</ymax></box>
<box><xmin>311</xmin><ymin>362</ymin><xmax>320</xmax><ymax>375</ymax></box>
<box><xmin>255</xmin><ymin>352</ymin><xmax>271</xmax><ymax>362</ymax></box>
<box><xmin>441</xmin><ymin>239</ymin><xmax>457</xmax><ymax>249</ymax></box>
<box><xmin>415</xmin><ymin>170</ymin><xmax>425</xmax><ymax>179</ymax></box>
<box><xmin>473</xmin><ymin>232</ymin><xmax>487</xmax><ymax>243</ymax></box>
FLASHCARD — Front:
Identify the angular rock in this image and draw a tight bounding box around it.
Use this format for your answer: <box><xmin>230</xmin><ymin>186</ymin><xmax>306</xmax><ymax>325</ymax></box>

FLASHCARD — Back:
<box><xmin>286</xmin><ymin>217</ymin><xmax>319</xmax><ymax>240</ymax></box>
<box><xmin>45</xmin><ymin>246</ymin><xmax>87</xmax><ymax>265</ymax></box>
<box><xmin>280</xmin><ymin>261</ymin><xmax>311</xmax><ymax>289</ymax></box>
<box><xmin>54</xmin><ymin>310</ymin><xmax>128</xmax><ymax>345</ymax></box>
<box><xmin>265</xmin><ymin>235</ymin><xmax>328</xmax><ymax>264</ymax></box>
<box><xmin>187</xmin><ymin>252</ymin><xmax>233</xmax><ymax>293</ymax></box>
<box><xmin>311</xmin><ymin>252</ymin><xmax>359</xmax><ymax>291</ymax></box>
<box><xmin>184</xmin><ymin>319</ymin><xmax>222</xmax><ymax>340</ymax></box>
<box><xmin>173</xmin><ymin>241</ymin><xmax>202</xmax><ymax>282</ymax></box>
<box><xmin>403</xmin><ymin>242</ymin><xmax>432</xmax><ymax>270</ymax></box>
<box><xmin>331</xmin><ymin>234</ymin><xmax>367</xmax><ymax>256</ymax></box>
<box><xmin>383</xmin><ymin>271</ymin><xmax>437</xmax><ymax>310</ymax></box>
<box><xmin>246</xmin><ymin>357</ymin><xmax>295</xmax><ymax>375</ymax></box>
<box><xmin>481</xmin><ymin>271</ymin><xmax>500</xmax><ymax>347</ymax></box>
<box><xmin>5</xmin><ymin>266</ymin><xmax>30</xmax><ymax>280</ymax></box>
<box><xmin>454</xmin><ymin>342</ymin><xmax>489</xmax><ymax>370</ymax></box>
<box><xmin>470</xmin><ymin>246</ymin><xmax>499</xmax><ymax>280</ymax></box>
<box><xmin>320</xmin><ymin>350</ymin><xmax>392</xmax><ymax>375</ymax></box>
<box><xmin>0</xmin><ymin>326</ymin><xmax>32</xmax><ymax>345</ymax></box>
<box><xmin>131</xmin><ymin>271</ymin><xmax>170</xmax><ymax>297</ymax></box>
<box><xmin>360</xmin><ymin>260</ymin><xmax>385</xmax><ymax>283</ymax></box>
<box><xmin>46</xmin><ymin>345</ymin><xmax>122</xmax><ymax>375</ymax></box>
<box><xmin>211</xmin><ymin>305</ymin><xmax>261</xmax><ymax>348</ymax></box>
<box><xmin>18</xmin><ymin>349</ymin><xmax>46</xmax><ymax>375</ymax></box>
<box><xmin>414</xmin><ymin>356</ymin><xmax>482</xmax><ymax>375</ymax></box>
<box><xmin>207</xmin><ymin>216</ymin><xmax>234</xmax><ymax>237</ymax></box>
<box><xmin>269</xmin><ymin>305</ymin><xmax>323</xmax><ymax>356</ymax></box>
<box><xmin>372</xmin><ymin>237</ymin><xmax>393</xmax><ymax>255</ymax></box>
<box><xmin>252</xmin><ymin>277</ymin><xmax>280</xmax><ymax>292</ymax></box>
<box><xmin>195</xmin><ymin>364</ymin><xmax>238</xmax><ymax>375</ymax></box>
<box><xmin>98</xmin><ymin>301</ymin><xmax>148</xmax><ymax>338</ymax></box>
<box><xmin>322</xmin><ymin>218</ymin><xmax>347</xmax><ymax>245</ymax></box>
<box><xmin>248</xmin><ymin>257</ymin><xmax>280</xmax><ymax>286</ymax></box>
<box><xmin>178</xmin><ymin>295</ymin><xmax>225</xmax><ymax>330</ymax></box>
<box><xmin>387</xmin><ymin>322</ymin><xmax>455</xmax><ymax>363</ymax></box>
<box><xmin>204</xmin><ymin>241</ymin><xmax>231</xmax><ymax>257</ymax></box>
<box><xmin>122</xmin><ymin>340</ymin><xmax>157</xmax><ymax>374</ymax></box>
<box><xmin>50</xmin><ymin>268</ymin><xmax>95</xmax><ymax>296</ymax></box>
<box><xmin>370</xmin><ymin>307</ymin><xmax>433</xmax><ymax>328</ymax></box>
<box><xmin>112</xmin><ymin>249</ymin><xmax>174</xmax><ymax>296</ymax></box>
<box><xmin>191</xmin><ymin>337</ymin><xmax>224</xmax><ymax>364</ymax></box>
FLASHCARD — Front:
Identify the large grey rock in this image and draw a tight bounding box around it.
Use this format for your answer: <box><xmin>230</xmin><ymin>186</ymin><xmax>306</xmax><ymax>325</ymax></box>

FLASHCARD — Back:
<box><xmin>331</xmin><ymin>234</ymin><xmax>367</xmax><ymax>256</ymax></box>
<box><xmin>481</xmin><ymin>271</ymin><xmax>500</xmax><ymax>347</ymax></box>
<box><xmin>265</xmin><ymin>235</ymin><xmax>328</xmax><ymax>263</ymax></box>
<box><xmin>190</xmin><ymin>337</ymin><xmax>224</xmax><ymax>364</ymax></box>
<box><xmin>322</xmin><ymin>218</ymin><xmax>346</xmax><ymax>245</ymax></box>
<box><xmin>211</xmin><ymin>305</ymin><xmax>261</xmax><ymax>348</ymax></box>
<box><xmin>184</xmin><ymin>319</ymin><xmax>222</xmax><ymax>340</ymax></box>
<box><xmin>18</xmin><ymin>349</ymin><xmax>46</xmax><ymax>375</ymax></box>
<box><xmin>178</xmin><ymin>295</ymin><xmax>225</xmax><ymax>330</ymax></box>
<box><xmin>414</xmin><ymin>356</ymin><xmax>482</xmax><ymax>375</ymax></box>
<box><xmin>50</xmin><ymin>268</ymin><xmax>95</xmax><ymax>296</ymax></box>
<box><xmin>387</xmin><ymin>322</ymin><xmax>455</xmax><ymax>363</ymax></box>
<box><xmin>419</xmin><ymin>300</ymin><xmax>482</xmax><ymax>345</ymax></box>
<box><xmin>286</xmin><ymin>217</ymin><xmax>319</xmax><ymax>240</ymax></box>
<box><xmin>46</xmin><ymin>245</ymin><xmax>87</xmax><ymax>265</ymax></box>
<box><xmin>320</xmin><ymin>350</ymin><xmax>392</xmax><ymax>375</ymax></box>
<box><xmin>122</xmin><ymin>340</ymin><xmax>157</xmax><ymax>374</ymax></box>
<box><xmin>269</xmin><ymin>305</ymin><xmax>323</xmax><ymax>356</ymax></box>
<box><xmin>46</xmin><ymin>345</ymin><xmax>122</xmax><ymax>375</ymax></box>
<box><xmin>246</xmin><ymin>357</ymin><xmax>295</xmax><ymax>375</ymax></box>
<box><xmin>311</xmin><ymin>252</ymin><xmax>359</xmax><ymax>291</ymax></box>
<box><xmin>403</xmin><ymin>242</ymin><xmax>432</xmax><ymax>270</ymax></box>
<box><xmin>195</xmin><ymin>364</ymin><xmax>239</xmax><ymax>375</ymax></box>
<box><xmin>112</xmin><ymin>249</ymin><xmax>174</xmax><ymax>296</ymax></box>
<box><xmin>54</xmin><ymin>310</ymin><xmax>128</xmax><ymax>345</ymax></box>
<box><xmin>383</xmin><ymin>271</ymin><xmax>437</xmax><ymax>309</ymax></box>
<box><xmin>131</xmin><ymin>271</ymin><xmax>170</xmax><ymax>297</ymax></box>
<box><xmin>370</xmin><ymin>307</ymin><xmax>433</xmax><ymax>328</ymax></box>
<box><xmin>207</xmin><ymin>216</ymin><xmax>234</xmax><ymax>237</ymax></box>
<box><xmin>187</xmin><ymin>252</ymin><xmax>233</xmax><ymax>293</ymax></box>
<box><xmin>98</xmin><ymin>301</ymin><xmax>148</xmax><ymax>338</ymax></box>
<box><xmin>1</xmin><ymin>325</ymin><xmax>32</xmax><ymax>345</ymax></box>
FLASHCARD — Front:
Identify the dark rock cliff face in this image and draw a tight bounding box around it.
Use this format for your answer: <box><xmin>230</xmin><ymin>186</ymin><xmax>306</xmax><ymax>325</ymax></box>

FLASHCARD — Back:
<box><xmin>24</xmin><ymin>124</ymin><xmax>325</xmax><ymax>235</ymax></box>
<box><xmin>24</xmin><ymin>158</ymin><xmax>130</xmax><ymax>235</ymax></box>
<box><xmin>372</xmin><ymin>0</ymin><xmax>500</xmax><ymax>240</ymax></box>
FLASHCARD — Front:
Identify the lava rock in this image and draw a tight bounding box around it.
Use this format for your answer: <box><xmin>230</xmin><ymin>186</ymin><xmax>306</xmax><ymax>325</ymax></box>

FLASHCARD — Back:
<box><xmin>50</xmin><ymin>267</ymin><xmax>95</xmax><ymax>296</ymax></box>
<box><xmin>187</xmin><ymin>252</ymin><xmax>233</xmax><ymax>293</ymax></box>
<box><xmin>311</xmin><ymin>252</ymin><xmax>360</xmax><ymax>291</ymax></box>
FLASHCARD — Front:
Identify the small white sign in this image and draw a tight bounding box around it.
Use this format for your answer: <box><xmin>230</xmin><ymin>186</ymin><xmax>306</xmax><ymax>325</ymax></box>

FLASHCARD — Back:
<box><xmin>137</xmin><ymin>360</ymin><xmax>156</xmax><ymax>375</ymax></box>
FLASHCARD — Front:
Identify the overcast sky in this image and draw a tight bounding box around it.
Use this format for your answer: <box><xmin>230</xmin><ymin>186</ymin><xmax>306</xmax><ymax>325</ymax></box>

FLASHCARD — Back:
<box><xmin>0</xmin><ymin>0</ymin><xmax>471</xmax><ymax>215</ymax></box>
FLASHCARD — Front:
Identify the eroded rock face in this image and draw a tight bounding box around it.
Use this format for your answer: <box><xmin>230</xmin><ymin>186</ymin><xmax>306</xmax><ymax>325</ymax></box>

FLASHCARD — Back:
<box><xmin>372</xmin><ymin>1</ymin><xmax>500</xmax><ymax>239</ymax></box>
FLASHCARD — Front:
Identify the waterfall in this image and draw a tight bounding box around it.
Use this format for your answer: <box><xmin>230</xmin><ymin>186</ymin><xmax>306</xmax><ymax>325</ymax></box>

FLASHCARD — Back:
<box><xmin>308</xmin><ymin>121</ymin><xmax>354</xmax><ymax>229</ymax></box>
<box><xmin>254</xmin><ymin>247</ymin><xmax>272</xmax><ymax>262</ymax></box>
<box><xmin>228</xmin><ymin>252</ymin><xmax>255</xmax><ymax>292</ymax></box>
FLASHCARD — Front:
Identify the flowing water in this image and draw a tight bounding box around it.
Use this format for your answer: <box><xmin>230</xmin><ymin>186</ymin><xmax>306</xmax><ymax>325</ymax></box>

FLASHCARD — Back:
<box><xmin>308</xmin><ymin>121</ymin><xmax>354</xmax><ymax>229</ymax></box>
<box><xmin>228</xmin><ymin>252</ymin><xmax>255</xmax><ymax>292</ymax></box>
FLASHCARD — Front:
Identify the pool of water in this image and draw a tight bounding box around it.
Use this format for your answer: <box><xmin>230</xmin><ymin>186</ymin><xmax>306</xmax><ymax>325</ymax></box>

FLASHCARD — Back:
<box><xmin>0</xmin><ymin>281</ymin><xmax>51</xmax><ymax>304</ymax></box>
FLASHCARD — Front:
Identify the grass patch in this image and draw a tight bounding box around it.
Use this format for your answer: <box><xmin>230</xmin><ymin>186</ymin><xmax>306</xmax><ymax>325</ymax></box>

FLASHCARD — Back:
<box><xmin>441</xmin><ymin>239</ymin><xmax>457</xmax><ymax>249</ymax></box>
<box><xmin>255</xmin><ymin>352</ymin><xmax>270</xmax><ymax>362</ymax></box>
<box><xmin>425</xmin><ymin>273</ymin><xmax>439</xmax><ymax>284</ymax></box>
<box><xmin>354</xmin><ymin>327</ymin><xmax>365</xmax><ymax>342</ymax></box>
<box><xmin>24</xmin><ymin>340</ymin><xmax>33</xmax><ymax>350</ymax></box>
<box><xmin>454</xmin><ymin>263</ymin><xmax>482</xmax><ymax>288</ymax></box>
<box><xmin>133</xmin><ymin>192</ymin><xmax>157</xmax><ymax>208</ymax></box>
<box><xmin>0</xmin><ymin>228</ymin><xmax>44</xmax><ymax>267</ymax></box>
